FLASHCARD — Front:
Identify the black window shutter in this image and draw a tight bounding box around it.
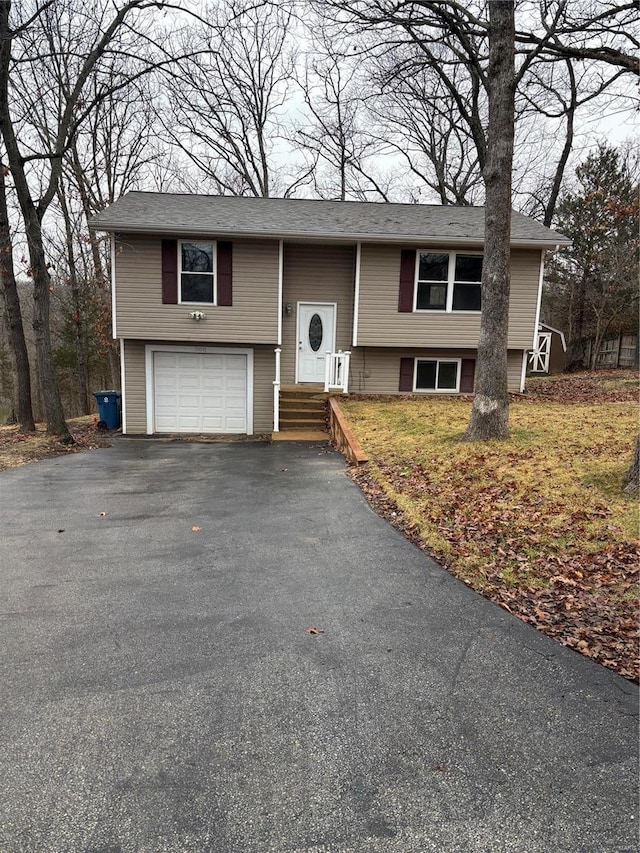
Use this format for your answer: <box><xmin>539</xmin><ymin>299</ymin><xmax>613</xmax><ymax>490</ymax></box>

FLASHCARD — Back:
<box><xmin>399</xmin><ymin>357</ymin><xmax>414</xmax><ymax>392</ymax></box>
<box><xmin>398</xmin><ymin>249</ymin><xmax>416</xmax><ymax>313</ymax></box>
<box><xmin>460</xmin><ymin>358</ymin><xmax>476</xmax><ymax>393</ymax></box>
<box><xmin>217</xmin><ymin>241</ymin><xmax>233</xmax><ymax>306</ymax></box>
<box><xmin>161</xmin><ymin>240</ymin><xmax>178</xmax><ymax>304</ymax></box>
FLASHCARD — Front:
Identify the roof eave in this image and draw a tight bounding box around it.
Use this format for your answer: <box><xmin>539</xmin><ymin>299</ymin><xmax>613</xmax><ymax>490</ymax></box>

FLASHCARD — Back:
<box><xmin>88</xmin><ymin>221</ymin><xmax>568</xmax><ymax>249</ymax></box>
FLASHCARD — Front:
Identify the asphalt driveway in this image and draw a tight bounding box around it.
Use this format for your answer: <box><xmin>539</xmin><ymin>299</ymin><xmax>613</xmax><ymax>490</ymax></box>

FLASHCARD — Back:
<box><xmin>0</xmin><ymin>440</ymin><xmax>637</xmax><ymax>853</ymax></box>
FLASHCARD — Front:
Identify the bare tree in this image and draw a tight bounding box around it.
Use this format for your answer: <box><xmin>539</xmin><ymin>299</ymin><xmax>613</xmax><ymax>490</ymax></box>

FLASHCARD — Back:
<box><xmin>0</xmin><ymin>163</ymin><xmax>35</xmax><ymax>431</ymax></box>
<box><xmin>314</xmin><ymin>0</ymin><xmax>638</xmax><ymax>438</ymax></box>
<box><xmin>463</xmin><ymin>0</ymin><xmax>515</xmax><ymax>440</ymax></box>
<box><xmin>61</xmin><ymin>79</ymin><xmax>176</xmax><ymax>393</ymax></box>
<box><xmin>0</xmin><ymin>0</ymin><xmax>188</xmax><ymax>439</ymax></box>
<box><xmin>162</xmin><ymin>0</ymin><xmax>299</xmax><ymax>198</ymax></box>
<box><xmin>293</xmin><ymin>30</ymin><xmax>393</xmax><ymax>201</ymax></box>
<box><xmin>370</xmin><ymin>64</ymin><xmax>483</xmax><ymax>205</ymax></box>
<box><xmin>315</xmin><ymin>1</ymin><xmax>637</xmax><ymax>213</ymax></box>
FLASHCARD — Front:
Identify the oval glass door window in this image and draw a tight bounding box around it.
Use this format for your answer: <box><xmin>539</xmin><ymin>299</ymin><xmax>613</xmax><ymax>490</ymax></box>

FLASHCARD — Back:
<box><xmin>308</xmin><ymin>313</ymin><xmax>323</xmax><ymax>352</ymax></box>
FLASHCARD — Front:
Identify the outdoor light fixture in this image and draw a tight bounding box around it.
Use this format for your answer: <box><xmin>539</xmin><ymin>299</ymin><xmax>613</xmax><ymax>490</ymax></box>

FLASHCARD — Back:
<box><xmin>189</xmin><ymin>310</ymin><xmax>206</xmax><ymax>321</ymax></box>
<box><xmin>285</xmin><ymin>302</ymin><xmax>293</xmax><ymax>315</ymax></box>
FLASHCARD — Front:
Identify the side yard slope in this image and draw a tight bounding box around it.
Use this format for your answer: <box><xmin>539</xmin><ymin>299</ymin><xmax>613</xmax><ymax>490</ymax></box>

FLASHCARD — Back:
<box><xmin>340</xmin><ymin>371</ymin><xmax>639</xmax><ymax>681</ymax></box>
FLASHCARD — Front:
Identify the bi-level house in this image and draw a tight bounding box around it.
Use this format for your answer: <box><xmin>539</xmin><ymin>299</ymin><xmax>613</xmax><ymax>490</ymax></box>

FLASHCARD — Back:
<box><xmin>89</xmin><ymin>193</ymin><xmax>569</xmax><ymax>436</ymax></box>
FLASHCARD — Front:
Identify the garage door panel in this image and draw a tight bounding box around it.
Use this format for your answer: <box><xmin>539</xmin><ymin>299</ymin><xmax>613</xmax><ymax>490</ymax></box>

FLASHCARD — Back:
<box><xmin>178</xmin><ymin>376</ymin><xmax>201</xmax><ymax>391</ymax></box>
<box><xmin>177</xmin><ymin>354</ymin><xmax>202</xmax><ymax>369</ymax></box>
<box><xmin>158</xmin><ymin>354</ymin><xmax>179</xmax><ymax>369</ymax></box>
<box><xmin>202</xmin><ymin>376</ymin><xmax>225</xmax><ymax>391</ymax></box>
<box><xmin>156</xmin><ymin>414</ymin><xmax>178</xmax><ymax>431</ymax></box>
<box><xmin>155</xmin><ymin>373</ymin><xmax>177</xmax><ymax>390</ymax></box>
<box><xmin>224</xmin><ymin>376</ymin><xmax>247</xmax><ymax>392</ymax></box>
<box><xmin>224</xmin><ymin>354</ymin><xmax>245</xmax><ymax>367</ymax></box>
<box><xmin>153</xmin><ymin>351</ymin><xmax>249</xmax><ymax>434</ymax></box>
<box><xmin>201</xmin><ymin>417</ymin><xmax>225</xmax><ymax>430</ymax></box>
<box><xmin>178</xmin><ymin>393</ymin><xmax>202</xmax><ymax>407</ymax></box>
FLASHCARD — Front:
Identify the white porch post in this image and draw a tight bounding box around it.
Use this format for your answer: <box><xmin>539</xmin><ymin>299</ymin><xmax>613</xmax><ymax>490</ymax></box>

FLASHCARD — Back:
<box><xmin>273</xmin><ymin>347</ymin><xmax>281</xmax><ymax>432</ymax></box>
<box><xmin>342</xmin><ymin>351</ymin><xmax>351</xmax><ymax>394</ymax></box>
<box><xmin>324</xmin><ymin>350</ymin><xmax>332</xmax><ymax>393</ymax></box>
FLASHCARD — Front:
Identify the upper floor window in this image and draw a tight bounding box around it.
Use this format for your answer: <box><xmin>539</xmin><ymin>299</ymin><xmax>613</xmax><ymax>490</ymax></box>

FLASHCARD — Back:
<box><xmin>415</xmin><ymin>251</ymin><xmax>482</xmax><ymax>312</ymax></box>
<box><xmin>180</xmin><ymin>241</ymin><xmax>215</xmax><ymax>304</ymax></box>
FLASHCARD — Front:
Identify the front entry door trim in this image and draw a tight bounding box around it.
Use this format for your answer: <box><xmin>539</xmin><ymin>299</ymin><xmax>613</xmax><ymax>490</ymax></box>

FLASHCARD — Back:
<box><xmin>296</xmin><ymin>302</ymin><xmax>337</xmax><ymax>383</ymax></box>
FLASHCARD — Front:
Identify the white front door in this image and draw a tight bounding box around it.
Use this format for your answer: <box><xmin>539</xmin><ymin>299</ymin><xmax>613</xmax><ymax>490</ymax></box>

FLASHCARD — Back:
<box><xmin>297</xmin><ymin>303</ymin><xmax>336</xmax><ymax>383</ymax></box>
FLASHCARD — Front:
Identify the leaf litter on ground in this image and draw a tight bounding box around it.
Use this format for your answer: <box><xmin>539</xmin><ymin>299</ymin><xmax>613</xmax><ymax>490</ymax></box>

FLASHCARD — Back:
<box><xmin>341</xmin><ymin>371</ymin><xmax>640</xmax><ymax>682</ymax></box>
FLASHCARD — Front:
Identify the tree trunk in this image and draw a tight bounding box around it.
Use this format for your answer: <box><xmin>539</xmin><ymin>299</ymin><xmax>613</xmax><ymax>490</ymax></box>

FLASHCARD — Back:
<box><xmin>58</xmin><ymin>187</ymin><xmax>91</xmax><ymax>414</ymax></box>
<box><xmin>0</xmin><ymin>165</ymin><xmax>35</xmax><ymax>431</ymax></box>
<box><xmin>108</xmin><ymin>342</ymin><xmax>119</xmax><ymax>389</ymax></box>
<box><xmin>623</xmin><ymin>434</ymin><xmax>639</xmax><ymax>495</ymax></box>
<box><xmin>26</xmin><ymin>209</ymin><xmax>73</xmax><ymax>440</ymax></box>
<box><xmin>0</xmin><ymin>2</ymin><xmax>72</xmax><ymax>442</ymax></box>
<box><xmin>464</xmin><ymin>1</ymin><xmax>515</xmax><ymax>441</ymax></box>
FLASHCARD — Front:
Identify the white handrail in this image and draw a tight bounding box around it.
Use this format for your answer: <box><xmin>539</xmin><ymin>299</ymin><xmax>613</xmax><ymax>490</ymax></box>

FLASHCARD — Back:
<box><xmin>273</xmin><ymin>347</ymin><xmax>281</xmax><ymax>431</ymax></box>
<box><xmin>324</xmin><ymin>350</ymin><xmax>351</xmax><ymax>393</ymax></box>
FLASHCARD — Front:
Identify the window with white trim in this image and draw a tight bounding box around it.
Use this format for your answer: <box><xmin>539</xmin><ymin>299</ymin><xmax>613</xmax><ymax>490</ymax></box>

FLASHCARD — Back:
<box><xmin>179</xmin><ymin>241</ymin><xmax>216</xmax><ymax>304</ymax></box>
<box><xmin>415</xmin><ymin>358</ymin><xmax>461</xmax><ymax>392</ymax></box>
<box><xmin>415</xmin><ymin>252</ymin><xmax>482</xmax><ymax>312</ymax></box>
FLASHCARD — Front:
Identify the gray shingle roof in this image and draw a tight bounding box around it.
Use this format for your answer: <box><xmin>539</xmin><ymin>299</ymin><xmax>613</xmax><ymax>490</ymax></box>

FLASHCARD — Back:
<box><xmin>89</xmin><ymin>192</ymin><xmax>569</xmax><ymax>247</ymax></box>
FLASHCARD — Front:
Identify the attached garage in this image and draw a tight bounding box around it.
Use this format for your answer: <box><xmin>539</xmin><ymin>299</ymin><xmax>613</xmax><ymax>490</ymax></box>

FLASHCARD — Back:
<box><xmin>145</xmin><ymin>345</ymin><xmax>253</xmax><ymax>434</ymax></box>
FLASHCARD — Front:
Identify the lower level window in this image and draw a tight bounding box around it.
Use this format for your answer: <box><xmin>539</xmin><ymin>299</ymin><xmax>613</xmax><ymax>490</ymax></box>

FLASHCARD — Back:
<box><xmin>415</xmin><ymin>359</ymin><xmax>460</xmax><ymax>392</ymax></box>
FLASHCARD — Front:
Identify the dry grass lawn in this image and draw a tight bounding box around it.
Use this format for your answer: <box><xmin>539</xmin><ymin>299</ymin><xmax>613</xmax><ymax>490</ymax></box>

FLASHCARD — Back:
<box><xmin>339</xmin><ymin>371</ymin><xmax>639</xmax><ymax>681</ymax></box>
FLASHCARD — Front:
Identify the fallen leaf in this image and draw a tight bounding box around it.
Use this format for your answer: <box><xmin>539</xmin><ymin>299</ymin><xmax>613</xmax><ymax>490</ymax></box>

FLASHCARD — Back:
<box><xmin>304</xmin><ymin>626</ymin><xmax>324</xmax><ymax>635</ymax></box>
<box><xmin>191</xmin><ymin>526</ymin><xmax>201</xmax><ymax>532</ymax></box>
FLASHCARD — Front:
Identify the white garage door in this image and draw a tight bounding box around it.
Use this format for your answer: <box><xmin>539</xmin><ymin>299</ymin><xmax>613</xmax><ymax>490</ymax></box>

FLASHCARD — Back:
<box><xmin>153</xmin><ymin>351</ymin><xmax>248</xmax><ymax>433</ymax></box>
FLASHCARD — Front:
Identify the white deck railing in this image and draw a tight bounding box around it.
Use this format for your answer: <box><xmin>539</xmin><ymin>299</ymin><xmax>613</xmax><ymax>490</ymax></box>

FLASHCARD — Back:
<box><xmin>273</xmin><ymin>347</ymin><xmax>281</xmax><ymax>431</ymax></box>
<box><xmin>324</xmin><ymin>350</ymin><xmax>351</xmax><ymax>393</ymax></box>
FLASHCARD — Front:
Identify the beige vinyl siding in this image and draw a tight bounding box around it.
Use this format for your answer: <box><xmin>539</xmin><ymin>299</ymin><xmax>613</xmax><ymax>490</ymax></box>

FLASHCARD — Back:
<box><xmin>115</xmin><ymin>234</ymin><xmax>279</xmax><ymax>343</ymax></box>
<box><xmin>122</xmin><ymin>340</ymin><xmax>146</xmax><ymax>433</ymax></box>
<box><xmin>508</xmin><ymin>250</ymin><xmax>542</xmax><ymax>347</ymax></box>
<box><xmin>252</xmin><ymin>346</ymin><xmax>275</xmax><ymax>433</ymax></box>
<box><xmin>281</xmin><ymin>243</ymin><xmax>355</xmax><ymax>384</ymax></box>
<box><xmin>121</xmin><ymin>339</ymin><xmax>275</xmax><ymax>434</ymax></box>
<box><xmin>345</xmin><ymin>347</ymin><xmax>525</xmax><ymax>394</ymax></box>
<box><xmin>357</xmin><ymin>245</ymin><xmax>541</xmax><ymax>349</ymax></box>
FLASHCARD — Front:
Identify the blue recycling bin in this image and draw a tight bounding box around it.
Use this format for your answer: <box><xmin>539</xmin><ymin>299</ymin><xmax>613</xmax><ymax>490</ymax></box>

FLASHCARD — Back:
<box><xmin>94</xmin><ymin>390</ymin><xmax>121</xmax><ymax>430</ymax></box>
